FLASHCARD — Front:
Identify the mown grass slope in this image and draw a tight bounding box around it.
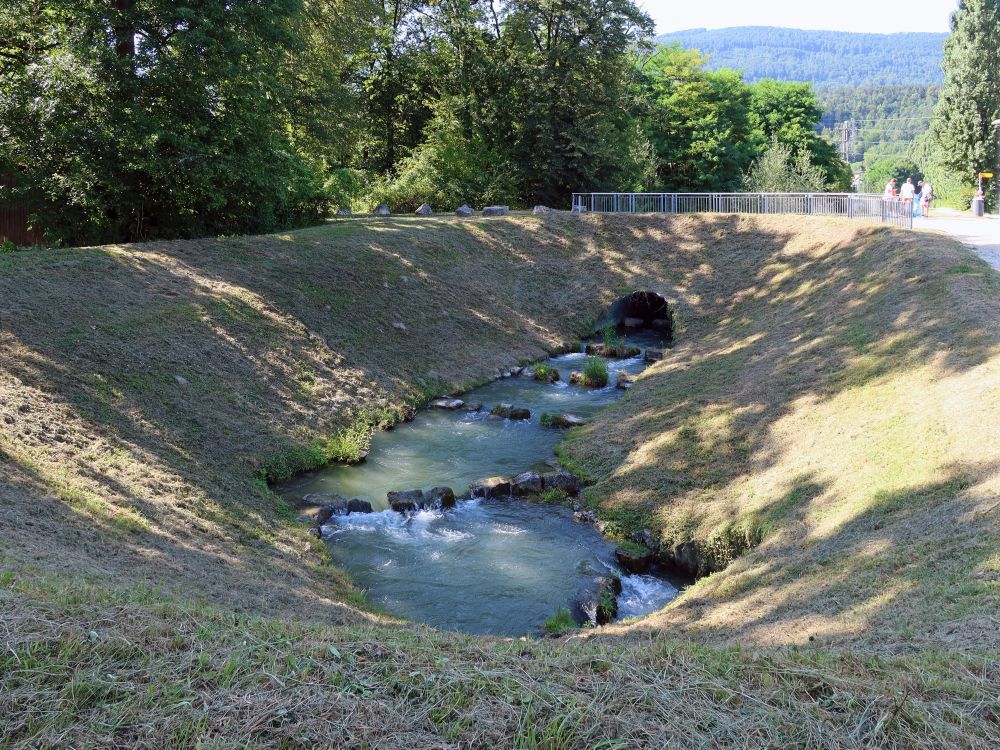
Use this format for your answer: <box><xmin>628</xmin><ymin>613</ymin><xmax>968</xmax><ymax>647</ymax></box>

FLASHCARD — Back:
<box><xmin>1</xmin><ymin>213</ymin><xmax>997</xmax><ymax>747</ymax></box>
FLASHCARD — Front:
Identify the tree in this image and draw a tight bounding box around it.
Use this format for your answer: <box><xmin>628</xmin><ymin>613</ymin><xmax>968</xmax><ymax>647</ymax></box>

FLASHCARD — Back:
<box><xmin>930</xmin><ymin>0</ymin><xmax>1000</xmax><ymax>207</ymax></box>
<box><xmin>637</xmin><ymin>46</ymin><xmax>754</xmax><ymax>191</ymax></box>
<box><xmin>0</xmin><ymin>0</ymin><xmax>361</xmax><ymax>244</ymax></box>
<box><xmin>748</xmin><ymin>79</ymin><xmax>852</xmax><ymax>190</ymax></box>
<box><xmin>862</xmin><ymin>158</ymin><xmax>924</xmax><ymax>193</ymax></box>
<box><xmin>743</xmin><ymin>137</ymin><xmax>827</xmax><ymax>193</ymax></box>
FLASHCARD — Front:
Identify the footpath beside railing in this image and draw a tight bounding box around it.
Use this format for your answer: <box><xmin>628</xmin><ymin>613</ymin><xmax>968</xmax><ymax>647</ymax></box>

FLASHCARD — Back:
<box><xmin>570</xmin><ymin>192</ymin><xmax>914</xmax><ymax>229</ymax></box>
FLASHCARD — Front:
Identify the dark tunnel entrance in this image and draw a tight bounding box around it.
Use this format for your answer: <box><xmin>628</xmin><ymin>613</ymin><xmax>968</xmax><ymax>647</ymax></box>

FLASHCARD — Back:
<box><xmin>599</xmin><ymin>291</ymin><xmax>673</xmax><ymax>341</ymax></box>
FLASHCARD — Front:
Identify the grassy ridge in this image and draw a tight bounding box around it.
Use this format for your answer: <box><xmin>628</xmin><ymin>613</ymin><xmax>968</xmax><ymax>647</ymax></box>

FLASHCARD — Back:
<box><xmin>1</xmin><ymin>213</ymin><xmax>998</xmax><ymax>746</ymax></box>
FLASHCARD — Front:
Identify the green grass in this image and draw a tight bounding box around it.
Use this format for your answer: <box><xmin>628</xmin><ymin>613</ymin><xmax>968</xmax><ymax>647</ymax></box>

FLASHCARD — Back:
<box><xmin>579</xmin><ymin>357</ymin><xmax>608</xmax><ymax>387</ymax></box>
<box><xmin>542</xmin><ymin>608</ymin><xmax>578</xmax><ymax>636</ymax></box>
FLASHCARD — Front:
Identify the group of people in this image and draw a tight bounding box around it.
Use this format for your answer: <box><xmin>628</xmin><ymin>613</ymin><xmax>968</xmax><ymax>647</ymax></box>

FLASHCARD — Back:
<box><xmin>883</xmin><ymin>177</ymin><xmax>932</xmax><ymax>217</ymax></box>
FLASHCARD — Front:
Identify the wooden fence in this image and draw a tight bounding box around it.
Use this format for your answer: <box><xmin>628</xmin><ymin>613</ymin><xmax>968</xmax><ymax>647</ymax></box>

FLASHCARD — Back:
<box><xmin>0</xmin><ymin>174</ymin><xmax>41</xmax><ymax>245</ymax></box>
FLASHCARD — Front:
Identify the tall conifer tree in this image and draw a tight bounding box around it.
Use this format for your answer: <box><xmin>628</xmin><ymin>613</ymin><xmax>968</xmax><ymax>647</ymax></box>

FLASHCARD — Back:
<box><xmin>932</xmin><ymin>0</ymin><xmax>1000</xmax><ymax>198</ymax></box>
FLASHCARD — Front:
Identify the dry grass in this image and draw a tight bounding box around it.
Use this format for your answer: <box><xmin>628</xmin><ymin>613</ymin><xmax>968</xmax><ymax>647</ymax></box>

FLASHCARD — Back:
<box><xmin>560</xmin><ymin>219</ymin><xmax>1000</xmax><ymax>652</ymax></box>
<box><xmin>1</xmin><ymin>213</ymin><xmax>998</xmax><ymax>747</ymax></box>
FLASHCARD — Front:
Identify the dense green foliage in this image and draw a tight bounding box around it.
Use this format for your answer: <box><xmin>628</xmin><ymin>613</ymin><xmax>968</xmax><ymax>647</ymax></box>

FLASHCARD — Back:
<box><xmin>930</xmin><ymin>0</ymin><xmax>1000</xmax><ymax>208</ymax></box>
<box><xmin>637</xmin><ymin>48</ymin><xmax>849</xmax><ymax>191</ymax></box>
<box><xmin>1</xmin><ymin>5</ymin><xmax>855</xmax><ymax>244</ymax></box>
<box><xmin>655</xmin><ymin>27</ymin><xmax>947</xmax><ymax>87</ymax></box>
<box><xmin>0</xmin><ymin>0</ymin><xmax>370</xmax><ymax>244</ymax></box>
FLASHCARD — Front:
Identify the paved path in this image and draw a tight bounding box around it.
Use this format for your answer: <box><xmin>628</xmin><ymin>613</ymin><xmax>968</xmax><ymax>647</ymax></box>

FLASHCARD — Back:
<box><xmin>913</xmin><ymin>212</ymin><xmax>1000</xmax><ymax>271</ymax></box>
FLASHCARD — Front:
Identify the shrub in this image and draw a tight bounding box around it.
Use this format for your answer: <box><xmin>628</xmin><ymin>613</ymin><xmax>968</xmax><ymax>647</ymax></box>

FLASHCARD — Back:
<box><xmin>533</xmin><ymin>364</ymin><xmax>559</xmax><ymax>383</ymax></box>
<box><xmin>542</xmin><ymin>608</ymin><xmax>578</xmax><ymax>636</ymax></box>
<box><xmin>539</xmin><ymin>413</ymin><xmax>557</xmax><ymax>428</ymax></box>
<box><xmin>581</xmin><ymin>357</ymin><xmax>609</xmax><ymax>387</ymax></box>
<box><xmin>0</xmin><ymin>240</ymin><xmax>16</xmax><ymax>254</ymax></box>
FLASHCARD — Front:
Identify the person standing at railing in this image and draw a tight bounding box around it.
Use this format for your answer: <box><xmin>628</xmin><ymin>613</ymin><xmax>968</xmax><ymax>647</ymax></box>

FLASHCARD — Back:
<box><xmin>883</xmin><ymin>178</ymin><xmax>897</xmax><ymax>200</ymax></box>
<box><xmin>899</xmin><ymin>177</ymin><xmax>915</xmax><ymax>210</ymax></box>
<box><xmin>919</xmin><ymin>182</ymin><xmax>933</xmax><ymax>217</ymax></box>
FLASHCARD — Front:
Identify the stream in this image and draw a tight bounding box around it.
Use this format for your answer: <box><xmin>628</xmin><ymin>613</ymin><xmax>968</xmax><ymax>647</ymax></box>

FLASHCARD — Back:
<box><xmin>283</xmin><ymin>331</ymin><xmax>684</xmax><ymax>637</ymax></box>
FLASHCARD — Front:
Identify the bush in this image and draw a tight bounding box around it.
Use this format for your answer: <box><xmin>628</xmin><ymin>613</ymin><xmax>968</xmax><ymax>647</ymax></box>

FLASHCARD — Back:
<box><xmin>581</xmin><ymin>357</ymin><xmax>609</xmax><ymax>387</ymax></box>
<box><xmin>0</xmin><ymin>240</ymin><xmax>16</xmax><ymax>254</ymax></box>
<box><xmin>540</xmin><ymin>412</ymin><xmax>557</xmax><ymax>428</ymax></box>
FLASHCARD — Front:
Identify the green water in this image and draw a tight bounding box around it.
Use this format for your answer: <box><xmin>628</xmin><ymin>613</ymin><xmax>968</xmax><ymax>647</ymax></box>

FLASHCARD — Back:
<box><xmin>284</xmin><ymin>333</ymin><xmax>682</xmax><ymax>636</ymax></box>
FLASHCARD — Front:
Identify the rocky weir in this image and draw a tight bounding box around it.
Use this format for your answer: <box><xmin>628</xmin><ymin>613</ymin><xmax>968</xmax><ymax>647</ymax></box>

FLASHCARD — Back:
<box><xmin>282</xmin><ymin>328</ymin><xmax>686</xmax><ymax>637</ymax></box>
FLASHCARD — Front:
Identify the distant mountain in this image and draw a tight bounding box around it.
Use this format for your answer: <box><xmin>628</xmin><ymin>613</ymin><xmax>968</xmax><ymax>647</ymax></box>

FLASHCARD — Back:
<box><xmin>655</xmin><ymin>26</ymin><xmax>946</xmax><ymax>87</ymax></box>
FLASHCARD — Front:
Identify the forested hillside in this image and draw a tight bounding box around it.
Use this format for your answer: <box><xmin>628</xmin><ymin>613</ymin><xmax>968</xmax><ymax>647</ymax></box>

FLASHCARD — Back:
<box><xmin>655</xmin><ymin>26</ymin><xmax>946</xmax><ymax>87</ymax></box>
<box><xmin>816</xmin><ymin>84</ymin><xmax>939</xmax><ymax>165</ymax></box>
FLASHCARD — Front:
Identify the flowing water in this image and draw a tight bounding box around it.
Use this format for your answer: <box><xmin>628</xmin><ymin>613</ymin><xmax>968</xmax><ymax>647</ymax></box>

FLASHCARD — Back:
<box><xmin>283</xmin><ymin>332</ymin><xmax>684</xmax><ymax>636</ymax></box>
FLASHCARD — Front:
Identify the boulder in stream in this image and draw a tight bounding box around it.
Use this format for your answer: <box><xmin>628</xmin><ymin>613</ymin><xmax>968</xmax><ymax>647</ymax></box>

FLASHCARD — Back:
<box><xmin>430</xmin><ymin>398</ymin><xmax>465</xmax><ymax>410</ymax></box>
<box><xmin>388</xmin><ymin>489</ymin><xmax>425</xmax><ymax>513</ymax></box>
<box><xmin>572</xmin><ymin>575</ymin><xmax>622</xmax><ymax>626</ymax></box>
<box><xmin>616</xmin><ymin>372</ymin><xmax>634</xmax><ymax>390</ymax></box>
<box><xmin>490</xmin><ymin>403</ymin><xmax>531</xmax><ymax>420</ymax></box>
<box><xmin>511</xmin><ymin>471</ymin><xmax>544</xmax><ymax>495</ymax></box>
<box><xmin>543</xmin><ymin>471</ymin><xmax>581</xmax><ymax>495</ymax></box>
<box><xmin>347</xmin><ymin>499</ymin><xmax>374</xmax><ymax>514</ymax></box>
<box><xmin>541</xmin><ymin>413</ymin><xmax>588</xmax><ymax>429</ymax></box>
<box><xmin>615</xmin><ymin>544</ymin><xmax>655</xmax><ymax>574</ymax></box>
<box><xmin>425</xmin><ymin>487</ymin><xmax>457</xmax><ymax>509</ymax></box>
<box><xmin>463</xmin><ymin>402</ymin><xmax>483</xmax><ymax>412</ymax></box>
<box><xmin>469</xmin><ymin>476</ymin><xmax>511</xmax><ymax>499</ymax></box>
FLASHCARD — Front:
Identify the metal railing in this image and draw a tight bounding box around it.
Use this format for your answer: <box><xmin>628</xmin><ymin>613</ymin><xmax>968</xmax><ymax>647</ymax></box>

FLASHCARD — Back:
<box><xmin>570</xmin><ymin>192</ymin><xmax>914</xmax><ymax>229</ymax></box>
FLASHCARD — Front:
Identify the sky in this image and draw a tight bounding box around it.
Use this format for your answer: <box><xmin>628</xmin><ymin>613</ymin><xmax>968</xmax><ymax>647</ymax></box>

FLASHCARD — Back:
<box><xmin>642</xmin><ymin>0</ymin><xmax>957</xmax><ymax>35</ymax></box>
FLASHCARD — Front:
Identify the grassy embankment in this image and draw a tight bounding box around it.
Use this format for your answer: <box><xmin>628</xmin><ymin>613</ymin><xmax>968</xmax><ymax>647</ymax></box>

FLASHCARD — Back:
<box><xmin>1</xmin><ymin>213</ymin><xmax>997</xmax><ymax>747</ymax></box>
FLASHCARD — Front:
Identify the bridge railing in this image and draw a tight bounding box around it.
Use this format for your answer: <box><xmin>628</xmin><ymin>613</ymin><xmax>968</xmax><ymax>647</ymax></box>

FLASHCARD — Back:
<box><xmin>570</xmin><ymin>192</ymin><xmax>914</xmax><ymax>229</ymax></box>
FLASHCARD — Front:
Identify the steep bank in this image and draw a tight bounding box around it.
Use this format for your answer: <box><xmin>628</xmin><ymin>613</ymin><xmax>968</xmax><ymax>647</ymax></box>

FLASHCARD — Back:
<box><xmin>2</xmin><ymin>213</ymin><xmax>998</xmax><ymax>747</ymax></box>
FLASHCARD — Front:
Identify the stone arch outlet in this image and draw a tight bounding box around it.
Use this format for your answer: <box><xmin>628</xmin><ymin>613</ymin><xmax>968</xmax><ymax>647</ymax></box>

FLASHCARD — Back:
<box><xmin>599</xmin><ymin>291</ymin><xmax>672</xmax><ymax>340</ymax></box>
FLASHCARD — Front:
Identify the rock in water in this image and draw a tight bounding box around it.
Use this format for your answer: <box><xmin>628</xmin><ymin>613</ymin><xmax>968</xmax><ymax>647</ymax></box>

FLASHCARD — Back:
<box><xmin>415</xmin><ymin>203</ymin><xmax>433</xmax><ymax>215</ymax></box>
<box><xmin>430</xmin><ymin>398</ymin><xmax>465</xmax><ymax>410</ymax></box>
<box><xmin>532</xmin><ymin>205</ymin><xmax>551</xmax><ymax>215</ymax></box>
<box><xmin>463</xmin><ymin>402</ymin><xmax>483</xmax><ymax>412</ymax></box>
<box><xmin>544</xmin><ymin>414</ymin><xmax>588</xmax><ymax>429</ymax></box>
<box><xmin>615</xmin><ymin>545</ymin><xmax>654</xmax><ymax>574</ymax></box>
<box><xmin>455</xmin><ymin>204</ymin><xmax>475</xmax><ymax>217</ymax></box>
<box><xmin>616</xmin><ymin>372</ymin><xmax>634</xmax><ymax>390</ymax></box>
<box><xmin>543</xmin><ymin>471</ymin><xmax>581</xmax><ymax>495</ymax></box>
<box><xmin>425</xmin><ymin>487</ymin><xmax>457</xmax><ymax>509</ymax></box>
<box><xmin>373</xmin><ymin>203</ymin><xmax>391</xmax><ymax>216</ymax></box>
<box><xmin>482</xmin><ymin>205</ymin><xmax>510</xmax><ymax>216</ymax></box>
<box><xmin>387</xmin><ymin>489</ymin><xmax>425</xmax><ymax>513</ymax></box>
<box><xmin>623</xmin><ymin>317</ymin><xmax>645</xmax><ymax>329</ymax></box>
<box><xmin>572</xmin><ymin>575</ymin><xmax>622</xmax><ymax>626</ymax></box>
<box><xmin>347</xmin><ymin>499</ymin><xmax>374</xmax><ymax>514</ymax></box>
<box><xmin>511</xmin><ymin>471</ymin><xmax>543</xmax><ymax>495</ymax></box>
<box><xmin>490</xmin><ymin>403</ymin><xmax>531</xmax><ymax>420</ymax></box>
<box><xmin>469</xmin><ymin>476</ymin><xmax>511</xmax><ymax>499</ymax></box>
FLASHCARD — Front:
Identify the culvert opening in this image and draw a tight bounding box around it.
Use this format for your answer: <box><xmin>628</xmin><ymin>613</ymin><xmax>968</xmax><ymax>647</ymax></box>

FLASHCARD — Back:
<box><xmin>599</xmin><ymin>291</ymin><xmax>672</xmax><ymax>340</ymax></box>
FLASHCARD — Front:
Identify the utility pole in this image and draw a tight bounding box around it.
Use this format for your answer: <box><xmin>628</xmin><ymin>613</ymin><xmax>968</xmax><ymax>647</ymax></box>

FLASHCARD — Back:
<box><xmin>841</xmin><ymin>119</ymin><xmax>855</xmax><ymax>162</ymax></box>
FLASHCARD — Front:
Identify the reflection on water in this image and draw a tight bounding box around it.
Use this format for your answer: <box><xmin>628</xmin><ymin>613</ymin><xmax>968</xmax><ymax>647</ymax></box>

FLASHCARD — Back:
<box><xmin>285</xmin><ymin>333</ymin><xmax>684</xmax><ymax>636</ymax></box>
